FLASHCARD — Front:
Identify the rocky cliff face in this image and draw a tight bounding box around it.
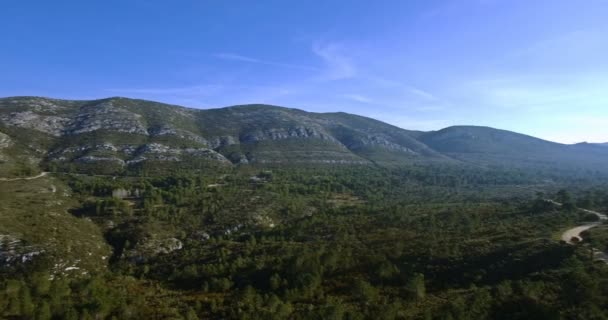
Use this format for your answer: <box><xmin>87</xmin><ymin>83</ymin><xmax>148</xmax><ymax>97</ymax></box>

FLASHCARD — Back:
<box><xmin>0</xmin><ymin>97</ymin><xmax>439</xmax><ymax>172</ymax></box>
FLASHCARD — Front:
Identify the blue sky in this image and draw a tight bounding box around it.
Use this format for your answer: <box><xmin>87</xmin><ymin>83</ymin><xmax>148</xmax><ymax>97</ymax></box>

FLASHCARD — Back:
<box><xmin>1</xmin><ymin>0</ymin><xmax>607</xmax><ymax>143</ymax></box>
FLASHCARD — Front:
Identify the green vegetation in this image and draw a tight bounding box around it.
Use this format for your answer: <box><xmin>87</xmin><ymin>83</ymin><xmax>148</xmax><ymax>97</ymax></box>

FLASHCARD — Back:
<box><xmin>2</xmin><ymin>97</ymin><xmax>608</xmax><ymax>318</ymax></box>
<box><xmin>2</xmin><ymin>96</ymin><xmax>608</xmax><ymax>178</ymax></box>
<box><xmin>2</xmin><ymin>165</ymin><xmax>608</xmax><ymax>319</ymax></box>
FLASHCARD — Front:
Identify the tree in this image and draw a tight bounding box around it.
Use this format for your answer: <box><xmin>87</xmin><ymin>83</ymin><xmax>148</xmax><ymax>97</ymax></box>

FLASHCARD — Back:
<box><xmin>49</xmin><ymin>278</ymin><xmax>71</xmax><ymax>314</ymax></box>
<box><xmin>19</xmin><ymin>286</ymin><xmax>34</xmax><ymax>317</ymax></box>
<box><xmin>64</xmin><ymin>307</ymin><xmax>79</xmax><ymax>320</ymax></box>
<box><xmin>32</xmin><ymin>272</ymin><xmax>51</xmax><ymax>296</ymax></box>
<box><xmin>185</xmin><ymin>307</ymin><xmax>199</xmax><ymax>320</ymax></box>
<box><xmin>351</xmin><ymin>279</ymin><xmax>378</xmax><ymax>304</ymax></box>
<box><xmin>35</xmin><ymin>301</ymin><xmax>51</xmax><ymax>320</ymax></box>
<box><xmin>376</xmin><ymin>261</ymin><xmax>399</xmax><ymax>283</ymax></box>
<box><xmin>269</xmin><ymin>273</ymin><xmax>282</xmax><ymax>291</ymax></box>
<box><xmin>406</xmin><ymin>273</ymin><xmax>426</xmax><ymax>302</ymax></box>
<box><xmin>556</xmin><ymin>190</ymin><xmax>571</xmax><ymax>203</ymax></box>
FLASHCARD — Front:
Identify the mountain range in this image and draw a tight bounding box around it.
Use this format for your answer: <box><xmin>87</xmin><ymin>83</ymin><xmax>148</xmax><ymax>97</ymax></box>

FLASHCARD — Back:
<box><xmin>1</xmin><ymin>96</ymin><xmax>607</xmax><ymax>176</ymax></box>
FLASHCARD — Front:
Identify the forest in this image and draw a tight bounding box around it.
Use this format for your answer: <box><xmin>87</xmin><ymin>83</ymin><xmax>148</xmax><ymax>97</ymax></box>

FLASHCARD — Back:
<box><xmin>2</xmin><ymin>165</ymin><xmax>608</xmax><ymax>319</ymax></box>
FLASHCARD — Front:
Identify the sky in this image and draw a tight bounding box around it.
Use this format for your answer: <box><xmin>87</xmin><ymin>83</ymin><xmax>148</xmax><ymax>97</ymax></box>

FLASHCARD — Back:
<box><xmin>1</xmin><ymin>0</ymin><xmax>607</xmax><ymax>143</ymax></box>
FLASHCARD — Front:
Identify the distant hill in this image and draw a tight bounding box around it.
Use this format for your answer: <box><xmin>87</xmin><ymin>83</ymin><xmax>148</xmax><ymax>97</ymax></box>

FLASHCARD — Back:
<box><xmin>421</xmin><ymin>126</ymin><xmax>608</xmax><ymax>172</ymax></box>
<box><xmin>0</xmin><ymin>96</ymin><xmax>607</xmax><ymax>176</ymax></box>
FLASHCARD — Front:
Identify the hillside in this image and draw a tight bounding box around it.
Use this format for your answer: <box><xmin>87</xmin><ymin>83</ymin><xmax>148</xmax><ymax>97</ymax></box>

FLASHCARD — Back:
<box><xmin>420</xmin><ymin>126</ymin><xmax>608</xmax><ymax>173</ymax></box>
<box><xmin>3</xmin><ymin>97</ymin><xmax>608</xmax><ymax>319</ymax></box>
<box><xmin>0</xmin><ymin>96</ymin><xmax>607</xmax><ymax>177</ymax></box>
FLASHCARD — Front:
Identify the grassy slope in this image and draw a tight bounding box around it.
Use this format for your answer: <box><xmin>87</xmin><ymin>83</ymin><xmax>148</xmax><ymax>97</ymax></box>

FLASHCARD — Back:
<box><xmin>0</xmin><ymin>174</ymin><xmax>110</xmax><ymax>274</ymax></box>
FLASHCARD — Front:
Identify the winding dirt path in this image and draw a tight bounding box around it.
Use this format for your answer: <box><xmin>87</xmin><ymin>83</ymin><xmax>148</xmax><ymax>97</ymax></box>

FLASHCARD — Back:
<box><xmin>561</xmin><ymin>223</ymin><xmax>601</xmax><ymax>243</ymax></box>
<box><xmin>555</xmin><ymin>200</ymin><xmax>608</xmax><ymax>263</ymax></box>
<box><xmin>0</xmin><ymin>172</ymin><xmax>48</xmax><ymax>182</ymax></box>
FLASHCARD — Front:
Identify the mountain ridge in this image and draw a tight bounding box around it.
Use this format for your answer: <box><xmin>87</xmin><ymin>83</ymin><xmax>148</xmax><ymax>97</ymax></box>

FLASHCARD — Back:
<box><xmin>0</xmin><ymin>96</ymin><xmax>606</xmax><ymax>176</ymax></box>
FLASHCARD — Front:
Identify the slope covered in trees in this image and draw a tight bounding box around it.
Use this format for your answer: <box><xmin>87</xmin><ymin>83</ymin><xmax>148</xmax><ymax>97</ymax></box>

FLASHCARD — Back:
<box><xmin>2</xmin><ymin>165</ymin><xmax>608</xmax><ymax>319</ymax></box>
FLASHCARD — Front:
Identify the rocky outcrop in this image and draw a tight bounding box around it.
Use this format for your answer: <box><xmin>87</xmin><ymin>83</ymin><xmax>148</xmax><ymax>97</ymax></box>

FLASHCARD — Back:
<box><xmin>0</xmin><ymin>234</ymin><xmax>44</xmax><ymax>266</ymax></box>
<box><xmin>75</xmin><ymin>156</ymin><xmax>126</xmax><ymax>166</ymax></box>
<box><xmin>0</xmin><ymin>111</ymin><xmax>69</xmax><ymax>136</ymax></box>
<box><xmin>50</xmin><ymin>142</ymin><xmax>231</xmax><ymax>164</ymax></box>
<box><xmin>208</xmin><ymin>136</ymin><xmax>239</xmax><ymax>149</ymax></box>
<box><xmin>0</xmin><ymin>132</ymin><xmax>10</xmax><ymax>162</ymax></box>
<box><xmin>136</xmin><ymin>143</ymin><xmax>230</xmax><ymax>163</ymax></box>
<box><xmin>125</xmin><ymin>237</ymin><xmax>183</xmax><ymax>263</ymax></box>
<box><xmin>227</xmin><ymin>152</ymin><xmax>249</xmax><ymax>164</ymax></box>
<box><xmin>139</xmin><ymin>143</ymin><xmax>172</xmax><ymax>154</ymax></box>
<box><xmin>0</xmin><ymin>132</ymin><xmax>11</xmax><ymax>149</ymax></box>
<box><xmin>345</xmin><ymin>134</ymin><xmax>416</xmax><ymax>154</ymax></box>
<box><xmin>148</xmin><ymin>126</ymin><xmax>207</xmax><ymax>145</ymax></box>
<box><xmin>3</xmin><ymin>97</ymin><xmax>68</xmax><ymax>113</ymax></box>
<box><xmin>49</xmin><ymin>143</ymin><xmax>119</xmax><ymax>159</ymax></box>
<box><xmin>240</xmin><ymin>126</ymin><xmax>336</xmax><ymax>143</ymax></box>
<box><xmin>66</xmin><ymin>101</ymin><xmax>148</xmax><ymax>135</ymax></box>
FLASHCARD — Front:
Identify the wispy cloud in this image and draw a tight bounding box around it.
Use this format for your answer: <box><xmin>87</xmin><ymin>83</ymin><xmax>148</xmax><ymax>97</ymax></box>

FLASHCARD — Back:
<box><xmin>462</xmin><ymin>75</ymin><xmax>608</xmax><ymax>111</ymax></box>
<box><xmin>214</xmin><ymin>53</ymin><xmax>260</xmax><ymax>63</ymax></box>
<box><xmin>340</xmin><ymin>93</ymin><xmax>372</xmax><ymax>104</ymax></box>
<box><xmin>405</xmin><ymin>86</ymin><xmax>437</xmax><ymax>100</ymax></box>
<box><xmin>501</xmin><ymin>28</ymin><xmax>608</xmax><ymax>66</ymax></box>
<box><xmin>214</xmin><ymin>52</ymin><xmax>318</xmax><ymax>71</ymax></box>
<box><xmin>312</xmin><ymin>42</ymin><xmax>357</xmax><ymax>80</ymax></box>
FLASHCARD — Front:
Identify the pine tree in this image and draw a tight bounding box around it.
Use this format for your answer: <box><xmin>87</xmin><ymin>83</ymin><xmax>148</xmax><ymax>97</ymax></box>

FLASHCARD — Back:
<box><xmin>407</xmin><ymin>273</ymin><xmax>426</xmax><ymax>302</ymax></box>
<box><xmin>64</xmin><ymin>307</ymin><xmax>79</xmax><ymax>320</ymax></box>
<box><xmin>35</xmin><ymin>301</ymin><xmax>52</xmax><ymax>320</ymax></box>
<box><xmin>19</xmin><ymin>286</ymin><xmax>34</xmax><ymax>317</ymax></box>
<box><xmin>185</xmin><ymin>307</ymin><xmax>199</xmax><ymax>320</ymax></box>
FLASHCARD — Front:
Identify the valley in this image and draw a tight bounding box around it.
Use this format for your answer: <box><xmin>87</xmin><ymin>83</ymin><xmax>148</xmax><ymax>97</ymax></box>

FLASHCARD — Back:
<box><xmin>1</xmin><ymin>97</ymin><xmax>608</xmax><ymax>319</ymax></box>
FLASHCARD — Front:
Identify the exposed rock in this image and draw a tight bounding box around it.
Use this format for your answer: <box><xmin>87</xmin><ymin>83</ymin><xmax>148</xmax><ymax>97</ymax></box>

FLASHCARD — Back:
<box><xmin>240</xmin><ymin>126</ymin><xmax>335</xmax><ymax>143</ymax></box>
<box><xmin>227</xmin><ymin>152</ymin><xmax>249</xmax><ymax>164</ymax></box>
<box><xmin>49</xmin><ymin>145</ymin><xmax>90</xmax><ymax>156</ymax></box>
<box><xmin>126</xmin><ymin>156</ymin><xmax>147</xmax><ymax>164</ymax></box>
<box><xmin>154</xmin><ymin>237</ymin><xmax>183</xmax><ymax>254</ymax></box>
<box><xmin>0</xmin><ymin>111</ymin><xmax>69</xmax><ymax>136</ymax></box>
<box><xmin>112</xmin><ymin>188</ymin><xmax>142</xmax><ymax>199</ymax></box>
<box><xmin>0</xmin><ymin>132</ymin><xmax>11</xmax><ymax>149</ymax></box>
<box><xmin>125</xmin><ymin>237</ymin><xmax>184</xmax><ymax>262</ymax></box>
<box><xmin>75</xmin><ymin>156</ymin><xmax>126</xmax><ymax>166</ymax></box>
<box><xmin>346</xmin><ymin>134</ymin><xmax>416</xmax><ymax>153</ymax></box>
<box><xmin>135</xmin><ymin>143</ymin><xmax>231</xmax><ymax>163</ymax></box>
<box><xmin>192</xmin><ymin>231</ymin><xmax>211</xmax><ymax>242</ymax></box>
<box><xmin>253</xmin><ymin>213</ymin><xmax>275</xmax><ymax>228</ymax></box>
<box><xmin>66</xmin><ymin>101</ymin><xmax>148</xmax><ymax>135</ymax></box>
<box><xmin>257</xmin><ymin>159</ymin><xmax>368</xmax><ymax>165</ymax></box>
<box><xmin>223</xmin><ymin>224</ymin><xmax>244</xmax><ymax>236</ymax></box>
<box><xmin>140</xmin><ymin>143</ymin><xmax>172</xmax><ymax>154</ymax></box>
<box><xmin>0</xmin><ymin>235</ymin><xmax>44</xmax><ymax>266</ymax></box>
<box><xmin>0</xmin><ymin>96</ymin><xmax>456</xmax><ymax>169</ymax></box>
<box><xmin>7</xmin><ymin>97</ymin><xmax>67</xmax><ymax>113</ymax></box>
<box><xmin>208</xmin><ymin>136</ymin><xmax>239</xmax><ymax>149</ymax></box>
<box><xmin>183</xmin><ymin>148</ymin><xmax>231</xmax><ymax>163</ymax></box>
<box><xmin>148</xmin><ymin>126</ymin><xmax>207</xmax><ymax>145</ymax></box>
<box><xmin>112</xmin><ymin>188</ymin><xmax>129</xmax><ymax>199</ymax></box>
<box><xmin>120</xmin><ymin>145</ymin><xmax>139</xmax><ymax>155</ymax></box>
<box><xmin>52</xmin><ymin>143</ymin><xmax>119</xmax><ymax>156</ymax></box>
<box><xmin>96</xmin><ymin>143</ymin><xmax>118</xmax><ymax>152</ymax></box>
